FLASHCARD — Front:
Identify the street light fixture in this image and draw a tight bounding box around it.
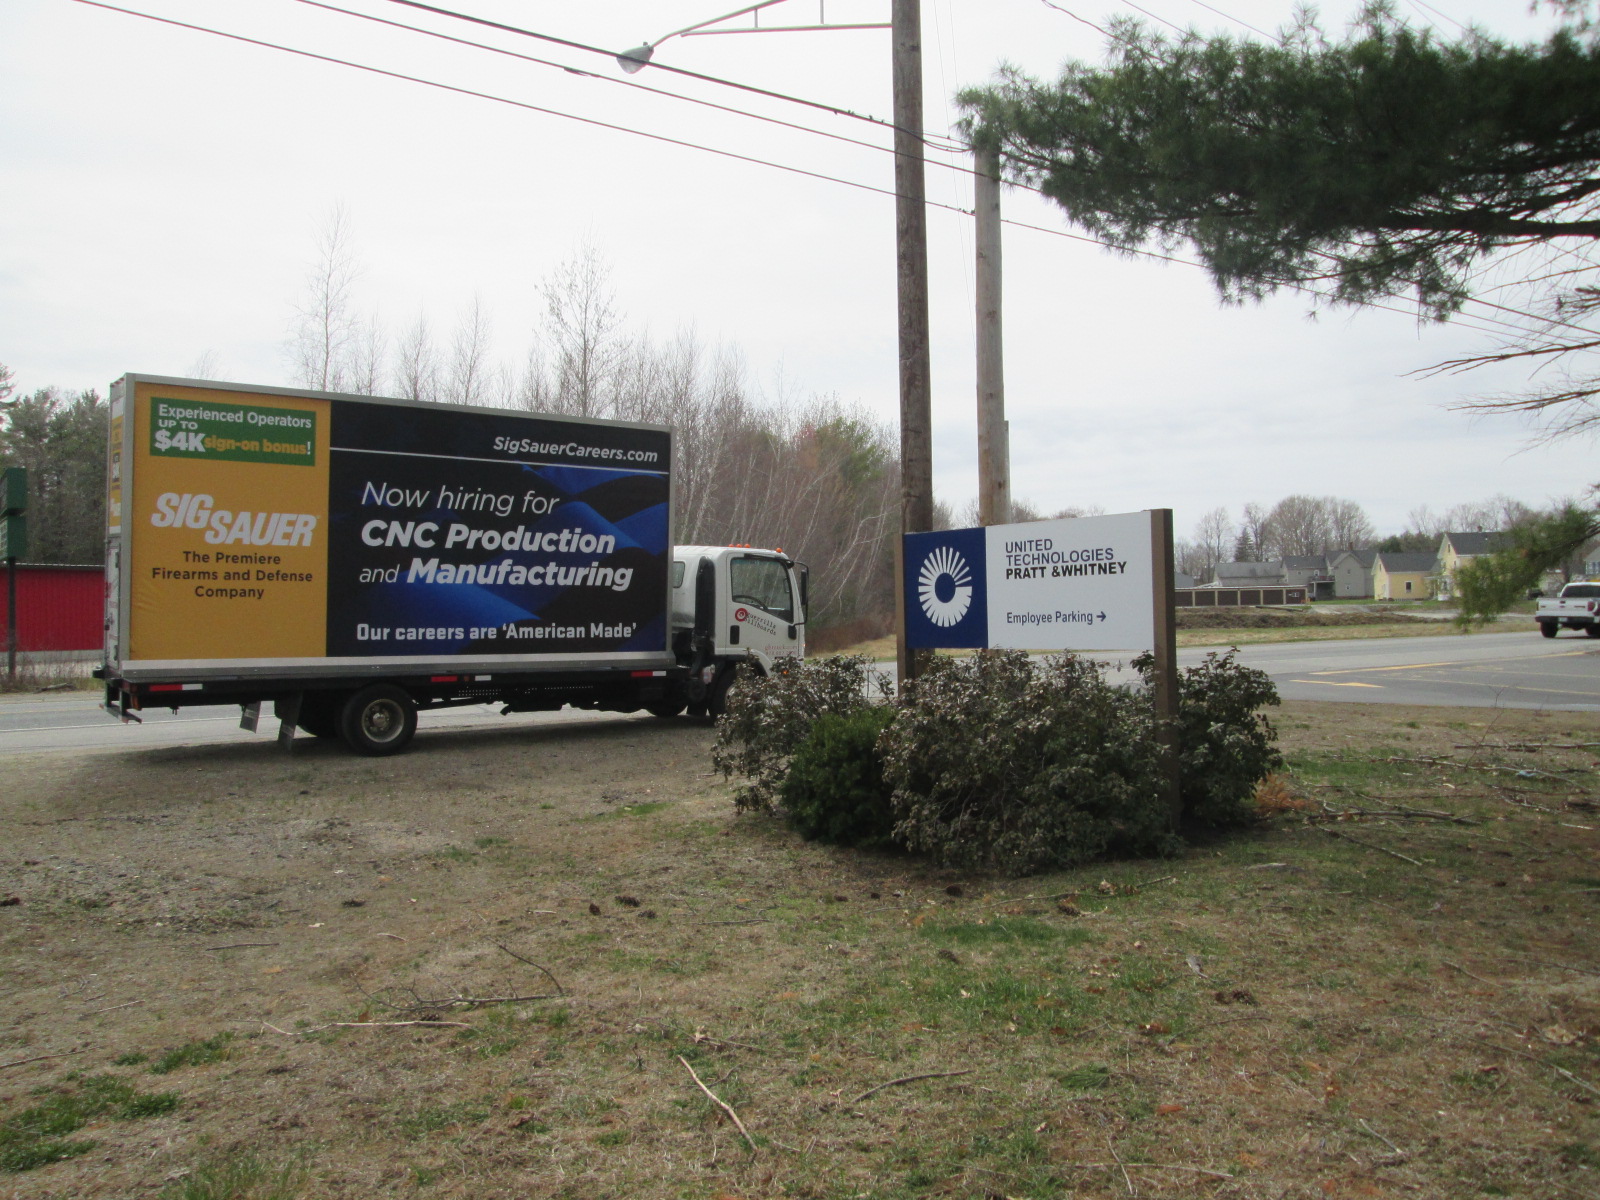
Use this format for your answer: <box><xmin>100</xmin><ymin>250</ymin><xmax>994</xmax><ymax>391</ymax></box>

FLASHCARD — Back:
<box><xmin>613</xmin><ymin>0</ymin><xmax>932</xmax><ymax>684</ymax></box>
<box><xmin>616</xmin><ymin>2</ymin><xmax>886</xmax><ymax>74</ymax></box>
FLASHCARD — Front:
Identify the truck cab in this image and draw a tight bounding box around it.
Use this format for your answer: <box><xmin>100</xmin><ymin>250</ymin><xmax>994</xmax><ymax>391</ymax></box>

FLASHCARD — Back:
<box><xmin>670</xmin><ymin>544</ymin><xmax>808</xmax><ymax>714</ymax></box>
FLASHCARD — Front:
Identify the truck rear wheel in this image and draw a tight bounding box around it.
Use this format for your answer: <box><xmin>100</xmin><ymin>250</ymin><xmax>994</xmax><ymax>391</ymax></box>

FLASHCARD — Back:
<box><xmin>1540</xmin><ymin>621</ymin><xmax>1559</xmax><ymax>638</ymax></box>
<box><xmin>339</xmin><ymin>684</ymin><xmax>418</xmax><ymax>756</ymax></box>
<box><xmin>1587</xmin><ymin>625</ymin><xmax>1600</xmax><ymax>638</ymax></box>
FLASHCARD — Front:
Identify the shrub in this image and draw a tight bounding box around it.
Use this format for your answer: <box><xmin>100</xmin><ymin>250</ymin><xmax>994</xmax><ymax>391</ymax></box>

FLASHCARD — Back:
<box><xmin>712</xmin><ymin>654</ymin><xmax>892</xmax><ymax>812</ymax></box>
<box><xmin>880</xmin><ymin>651</ymin><xmax>1178</xmax><ymax>874</ymax></box>
<box><xmin>1141</xmin><ymin>649</ymin><xmax>1283</xmax><ymax>826</ymax></box>
<box><xmin>779</xmin><ymin>705</ymin><xmax>898</xmax><ymax>846</ymax></box>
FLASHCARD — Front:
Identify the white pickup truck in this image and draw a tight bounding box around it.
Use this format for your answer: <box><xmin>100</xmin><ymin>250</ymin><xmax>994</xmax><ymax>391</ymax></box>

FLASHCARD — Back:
<box><xmin>1536</xmin><ymin>582</ymin><xmax>1600</xmax><ymax>638</ymax></box>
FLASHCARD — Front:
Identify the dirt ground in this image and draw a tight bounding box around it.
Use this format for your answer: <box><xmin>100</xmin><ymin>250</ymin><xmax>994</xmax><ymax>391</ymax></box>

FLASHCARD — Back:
<box><xmin>1</xmin><ymin>701</ymin><xmax>1598</xmax><ymax>1198</ymax></box>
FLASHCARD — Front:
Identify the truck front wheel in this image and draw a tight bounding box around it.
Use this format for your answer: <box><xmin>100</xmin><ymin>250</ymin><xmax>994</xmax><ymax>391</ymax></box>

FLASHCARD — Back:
<box><xmin>339</xmin><ymin>684</ymin><xmax>418</xmax><ymax>756</ymax></box>
<box><xmin>1539</xmin><ymin>621</ymin><xmax>1559</xmax><ymax>638</ymax></box>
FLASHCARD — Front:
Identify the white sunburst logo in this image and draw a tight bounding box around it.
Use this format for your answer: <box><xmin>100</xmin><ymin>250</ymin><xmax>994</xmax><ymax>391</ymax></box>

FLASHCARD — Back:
<box><xmin>918</xmin><ymin>545</ymin><xmax>972</xmax><ymax>627</ymax></box>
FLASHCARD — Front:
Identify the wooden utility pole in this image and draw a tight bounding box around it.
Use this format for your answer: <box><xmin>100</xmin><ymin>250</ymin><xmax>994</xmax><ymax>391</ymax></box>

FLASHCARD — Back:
<box><xmin>974</xmin><ymin>141</ymin><xmax>1009</xmax><ymax>528</ymax></box>
<box><xmin>1148</xmin><ymin>508</ymin><xmax>1181</xmax><ymax>826</ymax></box>
<box><xmin>892</xmin><ymin>0</ymin><xmax>933</xmax><ymax>686</ymax></box>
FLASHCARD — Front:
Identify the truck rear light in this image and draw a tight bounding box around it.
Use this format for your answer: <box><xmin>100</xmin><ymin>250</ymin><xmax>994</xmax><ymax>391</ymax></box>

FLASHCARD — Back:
<box><xmin>429</xmin><ymin>675</ymin><xmax>460</xmax><ymax>683</ymax></box>
<box><xmin>630</xmin><ymin>670</ymin><xmax>666</xmax><ymax>678</ymax></box>
<box><xmin>147</xmin><ymin>683</ymin><xmax>200</xmax><ymax>692</ymax></box>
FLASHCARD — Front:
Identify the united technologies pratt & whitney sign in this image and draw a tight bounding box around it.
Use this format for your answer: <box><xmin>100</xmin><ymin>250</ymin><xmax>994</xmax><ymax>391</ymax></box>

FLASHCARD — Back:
<box><xmin>904</xmin><ymin>511</ymin><xmax>1160</xmax><ymax>652</ymax></box>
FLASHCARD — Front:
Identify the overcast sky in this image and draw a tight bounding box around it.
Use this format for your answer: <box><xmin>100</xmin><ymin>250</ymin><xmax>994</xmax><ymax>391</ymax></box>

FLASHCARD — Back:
<box><xmin>4</xmin><ymin>0</ymin><xmax>1593</xmax><ymax>540</ymax></box>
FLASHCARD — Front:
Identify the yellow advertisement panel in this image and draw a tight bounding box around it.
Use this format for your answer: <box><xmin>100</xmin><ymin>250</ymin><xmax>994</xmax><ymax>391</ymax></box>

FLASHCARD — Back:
<box><xmin>127</xmin><ymin>383</ymin><xmax>330</xmax><ymax>661</ymax></box>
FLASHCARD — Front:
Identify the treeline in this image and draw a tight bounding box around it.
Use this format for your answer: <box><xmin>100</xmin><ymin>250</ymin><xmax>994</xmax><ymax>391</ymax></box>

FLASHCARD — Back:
<box><xmin>1174</xmin><ymin>492</ymin><xmax>1540</xmax><ymax>583</ymax></box>
<box><xmin>0</xmin><ymin>364</ymin><xmax>106</xmax><ymax>564</ymax></box>
<box><xmin>286</xmin><ymin>233</ymin><xmax>900</xmax><ymax>634</ymax></box>
<box><xmin>0</xmin><ymin>239</ymin><xmax>901</xmax><ymax>633</ymax></box>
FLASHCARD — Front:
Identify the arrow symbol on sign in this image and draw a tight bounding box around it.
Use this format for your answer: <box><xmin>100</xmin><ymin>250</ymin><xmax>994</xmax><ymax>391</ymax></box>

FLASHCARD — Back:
<box><xmin>1097</xmin><ymin>612</ymin><xmax>1107</xmax><ymax>623</ymax></box>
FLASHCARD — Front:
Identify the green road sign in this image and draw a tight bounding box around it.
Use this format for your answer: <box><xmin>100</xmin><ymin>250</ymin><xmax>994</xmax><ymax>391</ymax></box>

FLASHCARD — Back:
<box><xmin>0</xmin><ymin>467</ymin><xmax>25</xmax><ymax>516</ymax></box>
<box><xmin>0</xmin><ymin>512</ymin><xmax>24</xmax><ymax>560</ymax></box>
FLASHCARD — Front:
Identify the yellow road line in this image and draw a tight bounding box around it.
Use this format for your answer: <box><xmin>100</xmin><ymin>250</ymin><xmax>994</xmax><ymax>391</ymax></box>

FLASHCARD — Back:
<box><xmin>1311</xmin><ymin>648</ymin><xmax>1593</xmax><ymax>676</ymax></box>
<box><xmin>1311</xmin><ymin>661</ymin><xmax>1461</xmax><ymax>675</ymax></box>
<box><xmin>1290</xmin><ymin>680</ymin><xmax>1383</xmax><ymax>688</ymax></box>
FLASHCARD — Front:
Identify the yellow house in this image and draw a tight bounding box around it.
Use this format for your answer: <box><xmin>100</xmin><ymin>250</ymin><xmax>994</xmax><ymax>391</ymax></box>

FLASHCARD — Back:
<box><xmin>1436</xmin><ymin>531</ymin><xmax>1508</xmax><ymax>599</ymax></box>
<box><xmin>1373</xmin><ymin>552</ymin><xmax>1435</xmax><ymax>600</ymax></box>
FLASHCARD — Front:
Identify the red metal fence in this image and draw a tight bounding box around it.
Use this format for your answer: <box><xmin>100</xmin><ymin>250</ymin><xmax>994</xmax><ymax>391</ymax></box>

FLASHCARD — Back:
<box><xmin>0</xmin><ymin>564</ymin><xmax>104</xmax><ymax>652</ymax></box>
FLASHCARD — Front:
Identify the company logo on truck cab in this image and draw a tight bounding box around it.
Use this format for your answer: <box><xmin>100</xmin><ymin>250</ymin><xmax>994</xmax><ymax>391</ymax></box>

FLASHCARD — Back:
<box><xmin>149</xmin><ymin>492</ymin><xmax>317</xmax><ymax>547</ymax></box>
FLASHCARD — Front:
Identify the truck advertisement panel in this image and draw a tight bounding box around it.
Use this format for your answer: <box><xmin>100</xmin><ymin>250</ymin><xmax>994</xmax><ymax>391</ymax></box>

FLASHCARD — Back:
<box><xmin>121</xmin><ymin>379</ymin><xmax>671</xmax><ymax>669</ymax></box>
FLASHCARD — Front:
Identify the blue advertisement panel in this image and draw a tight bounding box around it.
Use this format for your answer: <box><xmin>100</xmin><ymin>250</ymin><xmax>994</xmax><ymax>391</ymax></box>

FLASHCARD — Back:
<box><xmin>904</xmin><ymin>526</ymin><xmax>989</xmax><ymax>649</ymax></box>
<box><xmin>325</xmin><ymin>400</ymin><xmax>671</xmax><ymax>660</ymax></box>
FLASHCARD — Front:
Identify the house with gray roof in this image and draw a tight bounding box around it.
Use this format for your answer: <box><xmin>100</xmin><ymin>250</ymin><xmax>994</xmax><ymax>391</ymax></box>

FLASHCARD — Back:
<box><xmin>1328</xmin><ymin>548</ymin><xmax>1378</xmax><ymax>598</ymax></box>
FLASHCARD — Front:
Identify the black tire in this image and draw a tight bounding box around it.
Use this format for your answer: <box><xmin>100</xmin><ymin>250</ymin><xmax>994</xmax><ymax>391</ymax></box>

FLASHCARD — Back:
<box><xmin>1586</xmin><ymin>624</ymin><xmax>1600</xmax><ymax>639</ymax></box>
<box><xmin>1539</xmin><ymin>621</ymin><xmax>1559</xmax><ymax>638</ymax></box>
<box><xmin>297</xmin><ymin>695</ymin><xmax>340</xmax><ymax>739</ymax></box>
<box><xmin>708</xmin><ymin>665</ymin><xmax>754</xmax><ymax>720</ymax></box>
<box><xmin>338</xmin><ymin>684</ymin><xmax>418</xmax><ymax>756</ymax></box>
<box><xmin>645</xmin><ymin>699</ymin><xmax>687</xmax><ymax>718</ymax></box>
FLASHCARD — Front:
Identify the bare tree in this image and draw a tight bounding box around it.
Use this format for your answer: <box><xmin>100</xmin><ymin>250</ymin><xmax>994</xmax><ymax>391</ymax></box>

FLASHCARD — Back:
<box><xmin>290</xmin><ymin>203</ymin><xmax>361</xmax><ymax>392</ymax></box>
<box><xmin>541</xmin><ymin>246</ymin><xmax>621</xmax><ymax>418</ymax></box>
<box><xmin>1191</xmin><ymin>506</ymin><xmax>1233</xmax><ymax>581</ymax></box>
<box><xmin>446</xmin><ymin>297</ymin><xmax>493</xmax><ymax>407</ymax></box>
<box><xmin>187</xmin><ymin>350</ymin><xmax>223</xmax><ymax>380</ymax></box>
<box><xmin>346</xmin><ymin>315</ymin><xmax>387</xmax><ymax>396</ymax></box>
<box><xmin>1239</xmin><ymin>501</ymin><xmax>1268</xmax><ymax>560</ymax></box>
<box><xmin>1326</xmin><ymin>498</ymin><xmax>1375</xmax><ymax>550</ymax></box>
<box><xmin>1260</xmin><ymin>496</ymin><xmax>1326</xmax><ymax>558</ymax></box>
<box><xmin>392</xmin><ymin>313</ymin><xmax>440</xmax><ymax>403</ymax></box>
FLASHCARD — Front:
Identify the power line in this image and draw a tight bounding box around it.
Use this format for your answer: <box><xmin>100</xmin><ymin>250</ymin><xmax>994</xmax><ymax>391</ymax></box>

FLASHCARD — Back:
<box><xmin>66</xmin><ymin>0</ymin><xmax>1558</xmax><ymax>349</ymax></box>
<box><xmin>70</xmin><ymin>0</ymin><xmax>927</xmax><ymax>205</ymax></box>
<box><xmin>294</xmin><ymin>0</ymin><xmax>964</xmax><ymax>164</ymax></box>
<box><xmin>377</xmin><ymin>0</ymin><xmax>969</xmax><ymax>151</ymax></box>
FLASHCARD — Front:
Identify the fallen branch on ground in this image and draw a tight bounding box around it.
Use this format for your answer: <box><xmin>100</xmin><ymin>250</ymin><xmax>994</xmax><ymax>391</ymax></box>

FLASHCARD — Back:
<box><xmin>0</xmin><ymin>1050</ymin><xmax>79</xmax><ymax>1070</ymax></box>
<box><xmin>1454</xmin><ymin>742</ymin><xmax>1600</xmax><ymax>751</ymax></box>
<box><xmin>1064</xmin><ymin>1160</ymin><xmax>1235</xmax><ymax>1181</ymax></box>
<box><xmin>263</xmin><ymin>1020</ymin><xmax>472</xmax><ymax>1035</ymax></box>
<box><xmin>678</xmin><ymin>1054</ymin><xmax>757</xmax><ymax>1153</ymax></box>
<box><xmin>1317</xmin><ymin>798</ymin><xmax>1478</xmax><ymax>825</ymax></box>
<box><xmin>1317</xmin><ymin>827</ymin><xmax>1424</xmax><ymax>866</ymax></box>
<box><xmin>1380</xmin><ymin>754</ymin><xmax>1583</xmax><ymax>779</ymax></box>
<box><xmin>850</xmin><ymin>1069</ymin><xmax>973</xmax><ymax>1104</ymax></box>
<box><xmin>1556</xmin><ymin>1067</ymin><xmax>1600</xmax><ymax>1099</ymax></box>
<box><xmin>86</xmin><ymin>999</ymin><xmax>144</xmax><ymax>1016</ymax></box>
<box><xmin>494</xmin><ymin>943</ymin><xmax>565</xmax><ymax>995</ymax></box>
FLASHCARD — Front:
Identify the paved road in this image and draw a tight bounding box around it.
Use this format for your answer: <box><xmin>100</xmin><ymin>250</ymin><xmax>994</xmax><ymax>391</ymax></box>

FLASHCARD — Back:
<box><xmin>1221</xmin><ymin>630</ymin><xmax>1599</xmax><ymax>710</ymax></box>
<box><xmin>0</xmin><ymin>630</ymin><xmax>1593</xmax><ymax>756</ymax></box>
<box><xmin>0</xmin><ymin>691</ymin><xmax>655</xmax><ymax>756</ymax></box>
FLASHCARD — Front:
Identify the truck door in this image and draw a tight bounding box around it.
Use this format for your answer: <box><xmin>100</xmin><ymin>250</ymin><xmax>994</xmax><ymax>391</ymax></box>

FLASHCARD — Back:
<box><xmin>726</xmin><ymin>553</ymin><xmax>801</xmax><ymax>665</ymax></box>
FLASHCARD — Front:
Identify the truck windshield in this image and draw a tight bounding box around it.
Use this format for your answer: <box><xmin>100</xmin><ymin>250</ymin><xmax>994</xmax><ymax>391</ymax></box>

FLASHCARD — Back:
<box><xmin>1563</xmin><ymin>584</ymin><xmax>1600</xmax><ymax>598</ymax></box>
<box><xmin>729</xmin><ymin>556</ymin><xmax>794</xmax><ymax>623</ymax></box>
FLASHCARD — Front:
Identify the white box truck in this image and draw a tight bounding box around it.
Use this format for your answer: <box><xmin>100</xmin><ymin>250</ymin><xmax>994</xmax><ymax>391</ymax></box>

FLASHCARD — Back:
<box><xmin>98</xmin><ymin>376</ymin><xmax>807</xmax><ymax>754</ymax></box>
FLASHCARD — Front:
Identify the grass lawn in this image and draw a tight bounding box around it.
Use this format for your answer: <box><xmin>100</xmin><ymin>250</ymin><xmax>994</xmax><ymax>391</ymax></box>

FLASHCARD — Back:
<box><xmin>3</xmin><ymin>701</ymin><xmax>1595</xmax><ymax>1197</ymax></box>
